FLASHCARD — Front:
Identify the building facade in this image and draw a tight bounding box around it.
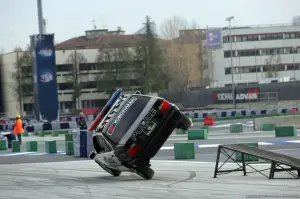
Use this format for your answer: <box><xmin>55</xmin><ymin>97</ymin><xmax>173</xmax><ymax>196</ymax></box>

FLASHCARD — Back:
<box><xmin>0</xmin><ymin>29</ymin><xmax>143</xmax><ymax>118</ymax></box>
<box><xmin>210</xmin><ymin>23</ymin><xmax>300</xmax><ymax>87</ymax></box>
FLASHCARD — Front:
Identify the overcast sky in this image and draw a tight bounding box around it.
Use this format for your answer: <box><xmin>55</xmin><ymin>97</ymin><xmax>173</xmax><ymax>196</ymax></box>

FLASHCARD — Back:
<box><xmin>0</xmin><ymin>0</ymin><xmax>299</xmax><ymax>52</ymax></box>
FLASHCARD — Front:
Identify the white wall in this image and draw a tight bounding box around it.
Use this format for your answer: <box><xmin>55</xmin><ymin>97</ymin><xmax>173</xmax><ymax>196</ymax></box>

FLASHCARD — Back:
<box><xmin>212</xmin><ymin>25</ymin><xmax>300</xmax><ymax>84</ymax></box>
<box><xmin>1</xmin><ymin>52</ymin><xmax>20</xmax><ymax>117</ymax></box>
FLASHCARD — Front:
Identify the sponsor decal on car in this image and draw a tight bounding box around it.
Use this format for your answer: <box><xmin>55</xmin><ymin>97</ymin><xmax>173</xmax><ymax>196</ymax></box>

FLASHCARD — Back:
<box><xmin>131</xmin><ymin>108</ymin><xmax>157</xmax><ymax>141</ymax></box>
<box><xmin>107</xmin><ymin>97</ymin><xmax>137</xmax><ymax>135</ymax></box>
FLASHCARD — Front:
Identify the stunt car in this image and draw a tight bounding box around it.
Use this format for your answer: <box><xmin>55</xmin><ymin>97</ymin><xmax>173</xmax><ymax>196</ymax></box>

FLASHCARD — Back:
<box><xmin>88</xmin><ymin>88</ymin><xmax>191</xmax><ymax>180</ymax></box>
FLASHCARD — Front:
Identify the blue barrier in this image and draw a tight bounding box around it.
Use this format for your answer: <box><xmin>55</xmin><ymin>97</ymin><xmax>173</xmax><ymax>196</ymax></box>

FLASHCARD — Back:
<box><xmin>72</xmin><ymin>129</ymin><xmax>91</xmax><ymax>158</ymax></box>
<box><xmin>186</xmin><ymin>107</ymin><xmax>300</xmax><ymax>119</ymax></box>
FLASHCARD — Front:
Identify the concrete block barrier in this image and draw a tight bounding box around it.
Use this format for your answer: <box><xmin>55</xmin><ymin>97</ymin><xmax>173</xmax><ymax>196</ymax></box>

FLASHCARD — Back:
<box><xmin>173</xmin><ymin>142</ymin><xmax>195</xmax><ymax>159</ymax></box>
<box><xmin>254</xmin><ymin>115</ymin><xmax>300</xmax><ymax>130</ymax></box>
<box><xmin>235</xmin><ymin>143</ymin><xmax>259</xmax><ymax>162</ymax></box>
<box><xmin>12</xmin><ymin>140</ymin><xmax>20</xmax><ymax>152</ymax></box>
<box><xmin>65</xmin><ymin>141</ymin><xmax>74</xmax><ymax>155</ymax></box>
<box><xmin>51</xmin><ymin>131</ymin><xmax>59</xmax><ymax>137</ymax></box>
<box><xmin>26</xmin><ymin>141</ymin><xmax>38</xmax><ymax>152</ymax></box>
<box><xmin>38</xmin><ymin>131</ymin><xmax>45</xmax><ymax>137</ymax></box>
<box><xmin>275</xmin><ymin>126</ymin><xmax>297</xmax><ymax>137</ymax></box>
<box><xmin>65</xmin><ymin>133</ymin><xmax>73</xmax><ymax>142</ymax></box>
<box><xmin>0</xmin><ymin>140</ymin><xmax>7</xmax><ymax>151</ymax></box>
<box><xmin>45</xmin><ymin>140</ymin><xmax>57</xmax><ymax>153</ymax></box>
<box><xmin>230</xmin><ymin>124</ymin><xmax>243</xmax><ymax>133</ymax></box>
<box><xmin>23</xmin><ymin>131</ymin><xmax>29</xmax><ymax>137</ymax></box>
<box><xmin>261</xmin><ymin>124</ymin><xmax>275</xmax><ymax>131</ymax></box>
<box><xmin>188</xmin><ymin>129</ymin><xmax>208</xmax><ymax>140</ymax></box>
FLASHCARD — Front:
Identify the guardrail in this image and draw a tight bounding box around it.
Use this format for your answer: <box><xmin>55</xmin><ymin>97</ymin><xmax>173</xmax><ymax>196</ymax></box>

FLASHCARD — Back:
<box><xmin>0</xmin><ymin>121</ymin><xmax>77</xmax><ymax>132</ymax></box>
<box><xmin>185</xmin><ymin>107</ymin><xmax>299</xmax><ymax>122</ymax></box>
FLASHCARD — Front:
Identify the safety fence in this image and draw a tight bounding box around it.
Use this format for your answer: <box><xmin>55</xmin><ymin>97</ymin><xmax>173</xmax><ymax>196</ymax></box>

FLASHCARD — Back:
<box><xmin>0</xmin><ymin>121</ymin><xmax>77</xmax><ymax>132</ymax></box>
<box><xmin>185</xmin><ymin>107</ymin><xmax>300</xmax><ymax>121</ymax></box>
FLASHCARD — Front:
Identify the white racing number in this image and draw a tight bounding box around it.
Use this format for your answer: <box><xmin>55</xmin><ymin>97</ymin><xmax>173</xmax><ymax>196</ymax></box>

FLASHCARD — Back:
<box><xmin>131</xmin><ymin>108</ymin><xmax>157</xmax><ymax>141</ymax></box>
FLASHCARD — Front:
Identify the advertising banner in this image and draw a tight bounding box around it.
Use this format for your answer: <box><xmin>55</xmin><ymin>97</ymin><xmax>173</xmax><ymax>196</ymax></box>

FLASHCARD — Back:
<box><xmin>206</xmin><ymin>28</ymin><xmax>222</xmax><ymax>49</ymax></box>
<box><xmin>212</xmin><ymin>88</ymin><xmax>260</xmax><ymax>104</ymax></box>
<box><xmin>30</xmin><ymin>34</ymin><xmax>59</xmax><ymax>122</ymax></box>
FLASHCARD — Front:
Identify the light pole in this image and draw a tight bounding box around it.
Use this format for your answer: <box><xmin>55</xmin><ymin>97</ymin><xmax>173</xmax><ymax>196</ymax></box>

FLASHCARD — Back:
<box><xmin>226</xmin><ymin>16</ymin><xmax>235</xmax><ymax>108</ymax></box>
<box><xmin>293</xmin><ymin>47</ymin><xmax>296</xmax><ymax>80</ymax></box>
<box><xmin>254</xmin><ymin>46</ymin><xmax>258</xmax><ymax>83</ymax></box>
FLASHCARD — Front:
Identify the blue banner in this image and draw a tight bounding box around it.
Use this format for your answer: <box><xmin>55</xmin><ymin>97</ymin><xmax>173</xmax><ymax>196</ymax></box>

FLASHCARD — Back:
<box><xmin>30</xmin><ymin>34</ymin><xmax>59</xmax><ymax>122</ymax></box>
<box><xmin>206</xmin><ymin>29</ymin><xmax>222</xmax><ymax>49</ymax></box>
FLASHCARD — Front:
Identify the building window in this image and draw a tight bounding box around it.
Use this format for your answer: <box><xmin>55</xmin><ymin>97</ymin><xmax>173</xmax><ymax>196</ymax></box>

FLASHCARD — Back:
<box><xmin>64</xmin><ymin>101</ymin><xmax>73</xmax><ymax>109</ymax></box>
<box><xmin>285</xmin><ymin>33</ymin><xmax>296</xmax><ymax>39</ymax></box>
<box><xmin>247</xmin><ymin>35</ymin><xmax>259</xmax><ymax>41</ymax></box>
<box><xmin>23</xmin><ymin>103</ymin><xmax>33</xmax><ymax>112</ymax></box>
<box><xmin>225</xmin><ymin>68</ymin><xmax>231</xmax><ymax>75</ymax></box>
<box><xmin>224</xmin><ymin>50</ymin><xmax>236</xmax><ymax>58</ymax></box>
<box><xmin>58</xmin><ymin>83</ymin><xmax>73</xmax><ymax>90</ymax></box>
<box><xmin>57</xmin><ymin>64</ymin><xmax>72</xmax><ymax>72</ymax></box>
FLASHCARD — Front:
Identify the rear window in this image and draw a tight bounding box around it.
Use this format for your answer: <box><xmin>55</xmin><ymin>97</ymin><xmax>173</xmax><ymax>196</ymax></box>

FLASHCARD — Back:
<box><xmin>105</xmin><ymin>96</ymin><xmax>151</xmax><ymax>144</ymax></box>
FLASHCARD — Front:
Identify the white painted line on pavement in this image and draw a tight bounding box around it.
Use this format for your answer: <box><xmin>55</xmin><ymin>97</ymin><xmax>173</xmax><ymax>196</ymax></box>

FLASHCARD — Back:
<box><xmin>151</xmin><ymin>160</ymin><xmax>269</xmax><ymax>166</ymax></box>
<box><xmin>286</xmin><ymin>140</ymin><xmax>300</xmax><ymax>143</ymax></box>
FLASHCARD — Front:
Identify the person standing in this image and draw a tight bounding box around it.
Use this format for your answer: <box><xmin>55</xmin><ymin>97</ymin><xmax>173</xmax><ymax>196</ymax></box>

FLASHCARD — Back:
<box><xmin>13</xmin><ymin>114</ymin><xmax>24</xmax><ymax>144</ymax></box>
<box><xmin>77</xmin><ymin>112</ymin><xmax>87</xmax><ymax>130</ymax></box>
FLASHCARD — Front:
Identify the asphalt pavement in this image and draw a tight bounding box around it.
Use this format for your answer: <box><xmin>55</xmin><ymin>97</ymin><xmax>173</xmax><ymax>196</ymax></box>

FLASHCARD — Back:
<box><xmin>0</xmin><ymin>119</ymin><xmax>300</xmax><ymax>164</ymax></box>
<box><xmin>1</xmin><ymin>160</ymin><xmax>299</xmax><ymax>199</ymax></box>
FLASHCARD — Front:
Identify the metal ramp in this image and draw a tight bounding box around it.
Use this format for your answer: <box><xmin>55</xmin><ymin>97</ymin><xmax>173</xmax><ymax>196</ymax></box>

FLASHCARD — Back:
<box><xmin>213</xmin><ymin>144</ymin><xmax>300</xmax><ymax>179</ymax></box>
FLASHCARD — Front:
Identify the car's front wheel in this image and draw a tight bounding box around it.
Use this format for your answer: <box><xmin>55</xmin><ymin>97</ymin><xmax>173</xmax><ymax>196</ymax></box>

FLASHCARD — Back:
<box><xmin>134</xmin><ymin>166</ymin><xmax>155</xmax><ymax>180</ymax></box>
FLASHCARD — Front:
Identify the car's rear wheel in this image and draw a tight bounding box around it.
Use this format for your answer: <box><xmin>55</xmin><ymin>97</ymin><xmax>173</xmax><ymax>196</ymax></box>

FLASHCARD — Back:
<box><xmin>134</xmin><ymin>166</ymin><xmax>155</xmax><ymax>180</ymax></box>
<box><xmin>98</xmin><ymin>163</ymin><xmax>122</xmax><ymax>177</ymax></box>
<box><xmin>177</xmin><ymin>114</ymin><xmax>192</xmax><ymax>131</ymax></box>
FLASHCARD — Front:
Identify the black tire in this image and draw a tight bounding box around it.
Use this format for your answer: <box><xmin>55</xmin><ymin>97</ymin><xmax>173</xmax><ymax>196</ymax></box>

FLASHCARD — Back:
<box><xmin>177</xmin><ymin>115</ymin><xmax>192</xmax><ymax>131</ymax></box>
<box><xmin>98</xmin><ymin>163</ymin><xmax>122</xmax><ymax>177</ymax></box>
<box><xmin>134</xmin><ymin>166</ymin><xmax>155</xmax><ymax>180</ymax></box>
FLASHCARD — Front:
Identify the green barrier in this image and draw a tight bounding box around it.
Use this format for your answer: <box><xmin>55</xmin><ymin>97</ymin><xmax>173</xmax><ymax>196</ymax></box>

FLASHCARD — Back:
<box><xmin>65</xmin><ymin>141</ymin><xmax>74</xmax><ymax>155</ymax></box>
<box><xmin>45</xmin><ymin>141</ymin><xmax>57</xmax><ymax>153</ymax></box>
<box><xmin>230</xmin><ymin>124</ymin><xmax>243</xmax><ymax>133</ymax></box>
<box><xmin>0</xmin><ymin>140</ymin><xmax>7</xmax><ymax>151</ymax></box>
<box><xmin>44</xmin><ymin>131</ymin><xmax>52</xmax><ymax>135</ymax></box>
<box><xmin>59</xmin><ymin>130</ymin><xmax>69</xmax><ymax>135</ymax></box>
<box><xmin>38</xmin><ymin>131</ymin><xmax>45</xmax><ymax>137</ymax></box>
<box><xmin>65</xmin><ymin>133</ymin><xmax>73</xmax><ymax>142</ymax></box>
<box><xmin>235</xmin><ymin>143</ymin><xmax>259</xmax><ymax>161</ymax></box>
<box><xmin>201</xmin><ymin>125</ymin><xmax>209</xmax><ymax>133</ymax></box>
<box><xmin>188</xmin><ymin>129</ymin><xmax>208</xmax><ymax>140</ymax></box>
<box><xmin>26</xmin><ymin>141</ymin><xmax>38</xmax><ymax>152</ymax></box>
<box><xmin>275</xmin><ymin>126</ymin><xmax>297</xmax><ymax>137</ymax></box>
<box><xmin>23</xmin><ymin>132</ymin><xmax>29</xmax><ymax>137</ymax></box>
<box><xmin>51</xmin><ymin>131</ymin><xmax>59</xmax><ymax>137</ymax></box>
<box><xmin>175</xmin><ymin>129</ymin><xmax>187</xmax><ymax>135</ymax></box>
<box><xmin>12</xmin><ymin>140</ymin><xmax>21</xmax><ymax>152</ymax></box>
<box><xmin>261</xmin><ymin>124</ymin><xmax>275</xmax><ymax>131</ymax></box>
<box><xmin>174</xmin><ymin>142</ymin><xmax>195</xmax><ymax>159</ymax></box>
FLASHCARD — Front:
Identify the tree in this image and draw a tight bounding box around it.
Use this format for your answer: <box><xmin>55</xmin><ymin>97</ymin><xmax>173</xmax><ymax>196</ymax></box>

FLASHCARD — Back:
<box><xmin>66</xmin><ymin>50</ymin><xmax>87</xmax><ymax>109</ymax></box>
<box><xmin>95</xmin><ymin>44</ymin><xmax>134</xmax><ymax>96</ymax></box>
<box><xmin>11</xmin><ymin>46</ymin><xmax>33</xmax><ymax>115</ymax></box>
<box><xmin>264</xmin><ymin>54</ymin><xmax>281</xmax><ymax>78</ymax></box>
<box><xmin>135</xmin><ymin>16</ymin><xmax>166</xmax><ymax>94</ymax></box>
<box><xmin>159</xmin><ymin>15</ymin><xmax>203</xmax><ymax>90</ymax></box>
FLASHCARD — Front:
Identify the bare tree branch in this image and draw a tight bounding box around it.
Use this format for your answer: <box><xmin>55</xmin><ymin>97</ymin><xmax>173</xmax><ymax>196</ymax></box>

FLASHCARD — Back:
<box><xmin>66</xmin><ymin>51</ymin><xmax>87</xmax><ymax>109</ymax></box>
<box><xmin>159</xmin><ymin>15</ymin><xmax>202</xmax><ymax>90</ymax></box>
<box><xmin>95</xmin><ymin>45</ymin><xmax>134</xmax><ymax>96</ymax></box>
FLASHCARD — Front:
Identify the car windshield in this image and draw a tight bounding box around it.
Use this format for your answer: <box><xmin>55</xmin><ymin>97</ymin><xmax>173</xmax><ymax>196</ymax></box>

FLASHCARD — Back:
<box><xmin>105</xmin><ymin>95</ymin><xmax>151</xmax><ymax>144</ymax></box>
